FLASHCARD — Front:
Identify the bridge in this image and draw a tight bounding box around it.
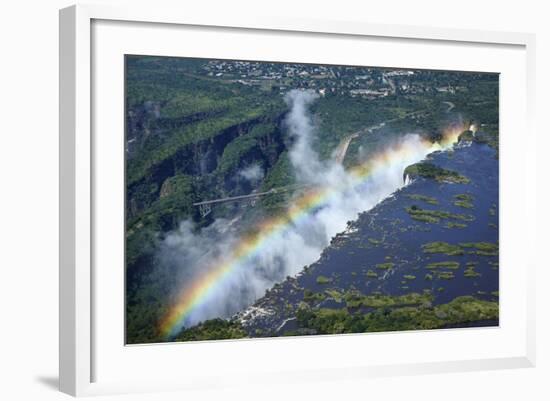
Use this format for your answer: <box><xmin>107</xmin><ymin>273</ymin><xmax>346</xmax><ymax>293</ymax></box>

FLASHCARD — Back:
<box><xmin>193</xmin><ymin>184</ymin><xmax>307</xmax><ymax>217</ymax></box>
<box><xmin>193</xmin><ymin>107</ymin><xmax>434</xmax><ymax>218</ymax></box>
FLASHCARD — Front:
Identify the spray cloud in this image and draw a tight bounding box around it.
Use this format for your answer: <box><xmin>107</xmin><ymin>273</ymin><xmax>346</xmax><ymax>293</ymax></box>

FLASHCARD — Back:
<box><xmin>159</xmin><ymin>89</ymin><xmax>458</xmax><ymax>335</ymax></box>
<box><xmin>237</xmin><ymin>163</ymin><xmax>264</xmax><ymax>182</ymax></box>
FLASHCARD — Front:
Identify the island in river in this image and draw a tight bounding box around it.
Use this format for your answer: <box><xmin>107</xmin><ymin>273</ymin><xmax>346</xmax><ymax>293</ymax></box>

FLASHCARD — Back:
<box><xmin>175</xmin><ymin>134</ymin><xmax>499</xmax><ymax>341</ymax></box>
<box><xmin>124</xmin><ymin>55</ymin><xmax>499</xmax><ymax>344</ymax></box>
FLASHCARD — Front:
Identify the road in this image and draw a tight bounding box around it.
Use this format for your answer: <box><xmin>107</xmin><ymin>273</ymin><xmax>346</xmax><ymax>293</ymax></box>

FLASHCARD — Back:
<box><xmin>195</xmin><ymin>105</ymin><xmax>439</xmax><ymax>211</ymax></box>
<box><xmin>443</xmin><ymin>101</ymin><xmax>455</xmax><ymax>113</ymax></box>
<box><xmin>334</xmin><ymin>133</ymin><xmax>359</xmax><ymax>164</ymax></box>
<box><xmin>333</xmin><ymin>108</ymin><xmax>429</xmax><ymax>164</ymax></box>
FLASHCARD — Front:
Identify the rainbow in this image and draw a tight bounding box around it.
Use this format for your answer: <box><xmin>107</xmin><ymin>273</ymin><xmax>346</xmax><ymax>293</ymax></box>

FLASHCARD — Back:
<box><xmin>158</xmin><ymin>128</ymin><xmax>463</xmax><ymax>338</ymax></box>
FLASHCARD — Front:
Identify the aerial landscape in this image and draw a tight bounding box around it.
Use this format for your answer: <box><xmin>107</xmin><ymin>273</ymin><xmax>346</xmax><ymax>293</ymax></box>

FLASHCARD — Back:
<box><xmin>125</xmin><ymin>55</ymin><xmax>499</xmax><ymax>344</ymax></box>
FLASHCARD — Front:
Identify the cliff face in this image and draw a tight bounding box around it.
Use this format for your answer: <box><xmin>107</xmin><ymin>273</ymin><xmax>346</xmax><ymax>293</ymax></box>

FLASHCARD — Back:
<box><xmin>126</xmin><ymin>101</ymin><xmax>227</xmax><ymax>159</ymax></box>
<box><xmin>127</xmin><ymin>111</ymin><xmax>287</xmax><ymax>221</ymax></box>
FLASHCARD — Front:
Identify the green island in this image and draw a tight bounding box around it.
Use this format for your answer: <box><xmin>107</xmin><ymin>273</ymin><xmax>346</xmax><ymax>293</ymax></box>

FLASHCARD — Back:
<box><xmin>124</xmin><ymin>56</ymin><xmax>499</xmax><ymax>344</ymax></box>
<box><xmin>172</xmin><ymin>294</ymin><xmax>498</xmax><ymax>340</ymax></box>
<box><xmin>406</xmin><ymin>205</ymin><xmax>474</xmax><ymax>224</ymax></box>
<box><xmin>293</xmin><ymin>295</ymin><xmax>497</xmax><ymax>335</ymax></box>
<box><xmin>426</xmin><ymin>261</ymin><xmax>460</xmax><ymax>270</ymax></box>
<box><xmin>405</xmin><ymin>194</ymin><xmax>439</xmax><ymax>205</ymax></box>
<box><xmin>422</xmin><ymin>242</ymin><xmax>464</xmax><ymax>256</ymax></box>
<box><xmin>404</xmin><ymin>162</ymin><xmax>470</xmax><ymax>184</ymax></box>
<box><xmin>316</xmin><ymin>275</ymin><xmax>333</xmax><ymax>284</ymax></box>
<box><xmin>453</xmin><ymin>193</ymin><xmax>474</xmax><ymax>209</ymax></box>
<box><xmin>375</xmin><ymin>262</ymin><xmax>395</xmax><ymax>270</ymax></box>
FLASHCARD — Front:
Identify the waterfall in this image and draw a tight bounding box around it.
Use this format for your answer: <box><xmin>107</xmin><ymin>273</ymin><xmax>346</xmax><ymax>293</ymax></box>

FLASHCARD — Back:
<box><xmin>404</xmin><ymin>174</ymin><xmax>412</xmax><ymax>186</ymax></box>
<box><xmin>469</xmin><ymin>124</ymin><xmax>478</xmax><ymax>137</ymax></box>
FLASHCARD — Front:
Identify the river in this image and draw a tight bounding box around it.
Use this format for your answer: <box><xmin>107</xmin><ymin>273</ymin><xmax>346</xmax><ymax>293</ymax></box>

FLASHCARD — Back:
<box><xmin>236</xmin><ymin>140</ymin><xmax>499</xmax><ymax>336</ymax></box>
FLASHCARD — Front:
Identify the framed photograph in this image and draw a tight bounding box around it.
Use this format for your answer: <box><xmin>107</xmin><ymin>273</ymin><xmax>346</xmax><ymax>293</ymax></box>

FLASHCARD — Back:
<box><xmin>59</xmin><ymin>4</ymin><xmax>536</xmax><ymax>396</ymax></box>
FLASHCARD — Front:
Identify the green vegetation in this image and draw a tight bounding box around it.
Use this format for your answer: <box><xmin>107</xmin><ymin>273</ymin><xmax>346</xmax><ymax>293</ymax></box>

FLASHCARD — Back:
<box><xmin>464</xmin><ymin>267</ymin><xmax>481</xmax><ymax>278</ymax></box>
<box><xmin>128</xmin><ymin>105</ymin><xmax>283</xmax><ymax>186</ymax></box>
<box><xmin>407</xmin><ymin>211</ymin><xmax>439</xmax><ymax>224</ymax></box>
<box><xmin>217</xmin><ymin>123</ymin><xmax>278</xmax><ymax>175</ymax></box>
<box><xmin>453</xmin><ymin>193</ymin><xmax>474</xmax><ymax>209</ymax></box>
<box><xmin>375</xmin><ymin>262</ymin><xmax>395</xmax><ymax>270</ymax></box>
<box><xmin>426</xmin><ymin>261</ymin><xmax>460</xmax><ymax>270</ymax></box>
<box><xmin>406</xmin><ymin>206</ymin><xmax>474</xmax><ymax>224</ymax></box>
<box><xmin>404</xmin><ymin>162</ymin><xmax>470</xmax><ymax>184</ymax></box>
<box><xmin>126</xmin><ymin>174</ymin><xmax>195</xmax><ymax>266</ymax></box>
<box><xmin>341</xmin><ymin>290</ymin><xmax>432</xmax><ymax>309</ymax></box>
<box><xmin>304</xmin><ymin>289</ymin><xmax>327</xmax><ymax>302</ymax></box>
<box><xmin>325</xmin><ymin>289</ymin><xmax>344</xmax><ymax>303</ymax></box>
<box><xmin>406</xmin><ymin>194</ymin><xmax>439</xmax><ymax>205</ymax></box>
<box><xmin>174</xmin><ymin>318</ymin><xmax>247</xmax><ymax>341</ymax></box>
<box><xmin>422</xmin><ymin>241</ymin><xmax>464</xmax><ymax>256</ymax></box>
<box><xmin>316</xmin><ymin>275</ymin><xmax>332</xmax><ymax>284</ymax></box>
<box><xmin>436</xmin><ymin>271</ymin><xmax>455</xmax><ymax>280</ymax></box>
<box><xmin>296</xmin><ymin>296</ymin><xmax>498</xmax><ymax>334</ymax></box>
<box><xmin>459</xmin><ymin>242</ymin><xmax>498</xmax><ymax>256</ymax></box>
<box><xmin>421</xmin><ymin>242</ymin><xmax>498</xmax><ymax>258</ymax></box>
<box><xmin>125</xmin><ymin>56</ymin><xmax>499</xmax><ymax>343</ymax></box>
<box><xmin>445</xmin><ymin>222</ymin><xmax>467</xmax><ymax>229</ymax></box>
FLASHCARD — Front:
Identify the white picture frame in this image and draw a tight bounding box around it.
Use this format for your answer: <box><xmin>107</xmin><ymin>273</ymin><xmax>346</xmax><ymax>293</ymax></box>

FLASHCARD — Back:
<box><xmin>59</xmin><ymin>3</ymin><xmax>536</xmax><ymax>397</ymax></box>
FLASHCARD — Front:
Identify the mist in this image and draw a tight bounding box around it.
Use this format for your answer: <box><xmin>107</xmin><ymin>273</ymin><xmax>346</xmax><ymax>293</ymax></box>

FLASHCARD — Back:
<box><xmin>237</xmin><ymin>163</ymin><xmax>264</xmax><ymax>183</ymax></box>
<box><xmin>160</xmin><ymin>89</ymin><xmax>452</xmax><ymax>332</ymax></box>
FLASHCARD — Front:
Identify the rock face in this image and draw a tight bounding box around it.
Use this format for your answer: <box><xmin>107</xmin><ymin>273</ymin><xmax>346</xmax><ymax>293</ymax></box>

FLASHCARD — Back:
<box><xmin>126</xmin><ymin>111</ymin><xmax>287</xmax><ymax>220</ymax></box>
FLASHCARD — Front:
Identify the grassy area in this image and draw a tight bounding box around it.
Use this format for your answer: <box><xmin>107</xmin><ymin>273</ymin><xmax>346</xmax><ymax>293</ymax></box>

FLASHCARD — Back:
<box><xmin>406</xmin><ymin>194</ymin><xmax>439</xmax><ymax>205</ymax></box>
<box><xmin>426</xmin><ymin>261</ymin><xmax>460</xmax><ymax>270</ymax></box>
<box><xmin>406</xmin><ymin>206</ymin><xmax>474</xmax><ymax>224</ymax></box>
<box><xmin>464</xmin><ymin>267</ymin><xmax>481</xmax><ymax>278</ymax></box>
<box><xmin>421</xmin><ymin>241</ymin><xmax>498</xmax><ymax>258</ymax></box>
<box><xmin>453</xmin><ymin>193</ymin><xmax>474</xmax><ymax>209</ymax></box>
<box><xmin>341</xmin><ymin>290</ymin><xmax>432</xmax><ymax>309</ymax></box>
<box><xmin>375</xmin><ymin>262</ymin><xmax>395</xmax><ymax>270</ymax></box>
<box><xmin>459</xmin><ymin>242</ymin><xmax>498</xmax><ymax>256</ymax></box>
<box><xmin>295</xmin><ymin>295</ymin><xmax>498</xmax><ymax>334</ymax></box>
<box><xmin>404</xmin><ymin>162</ymin><xmax>470</xmax><ymax>184</ymax></box>
<box><xmin>316</xmin><ymin>275</ymin><xmax>332</xmax><ymax>284</ymax></box>
<box><xmin>422</xmin><ymin>242</ymin><xmax>464</xmax><ymax>256</ymax></box>
<box><xmin>436</xmin><ymin>271</ymin><xmax>455</xmax><ymax>280</ymax></box>
<box><xmin>304</xmin><ymin>289</ymin><xmax>327</xmax><ymax>302</ymax></box>
<box><xmin>325</xmin><ymin>289</ymin><xmax>344</xmax><ymax>303</ymax></box>
<box><xmin>174</xmin><ymin>318</ymin><xmax>247</xmax><ymax>342</ymax></box>
<box><xmin>405</xmin><ymin>205</ymin><xmax>475</xmax><ymax>223</ymax></box>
